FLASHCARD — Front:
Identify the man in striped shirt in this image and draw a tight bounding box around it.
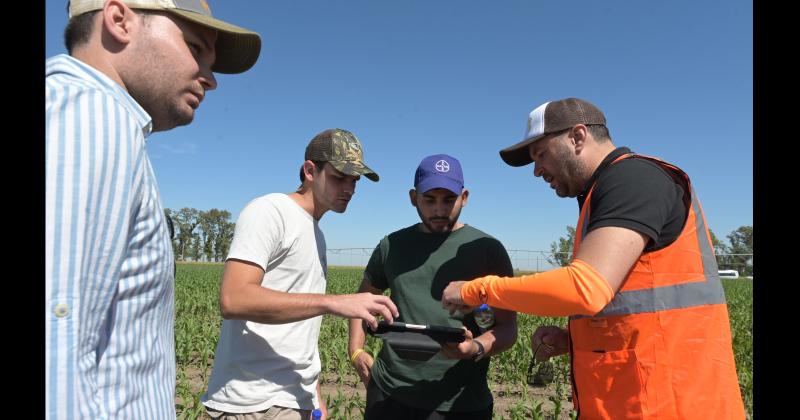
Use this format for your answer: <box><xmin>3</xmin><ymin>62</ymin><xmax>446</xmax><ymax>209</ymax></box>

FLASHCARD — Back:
<box><xmin>45</xmin><ymin>1</ymin><xmax>260</xmax><ymax>418</ymax></box>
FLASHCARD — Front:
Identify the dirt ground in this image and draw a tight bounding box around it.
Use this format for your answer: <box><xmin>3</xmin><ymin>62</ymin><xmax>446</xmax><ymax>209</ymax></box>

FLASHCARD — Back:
<box><xmin>183</xmin><ymin>369</ymin><xmax>574</xmax><ymax>419</ymax></box>
<box><xmin>318</xmin><ymin>374</ymin><xmax>574</xmax><ymax>419</ymax></box>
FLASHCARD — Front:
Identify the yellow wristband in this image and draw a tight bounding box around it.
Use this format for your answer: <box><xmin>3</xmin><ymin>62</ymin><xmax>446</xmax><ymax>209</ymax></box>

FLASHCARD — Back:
<box><xmin>350</xmin><ymin>349</ymin><xmax>365</xmax><ymax>365</ymax></box>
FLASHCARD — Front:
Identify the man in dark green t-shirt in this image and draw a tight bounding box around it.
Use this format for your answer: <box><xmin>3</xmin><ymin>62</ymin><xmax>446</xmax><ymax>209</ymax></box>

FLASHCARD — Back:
<box><xmin>348</xmin><ymin>154</ymin><xmax>518</xmax><ymax>420</ymax></box>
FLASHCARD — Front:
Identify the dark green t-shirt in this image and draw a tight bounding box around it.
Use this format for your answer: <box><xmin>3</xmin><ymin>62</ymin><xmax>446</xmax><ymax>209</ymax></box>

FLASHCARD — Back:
<box><xmin>366</xmin><ymin>224</ymin><xmax>513</xmax><ymax>412</ymax></box>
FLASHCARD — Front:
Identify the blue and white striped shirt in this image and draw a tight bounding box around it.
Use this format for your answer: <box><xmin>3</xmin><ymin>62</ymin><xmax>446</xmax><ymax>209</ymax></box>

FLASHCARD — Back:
<box><xmin>46</xmin><ymin>54</ymin><xmax>176</xmax><ymax>420</ymax></box>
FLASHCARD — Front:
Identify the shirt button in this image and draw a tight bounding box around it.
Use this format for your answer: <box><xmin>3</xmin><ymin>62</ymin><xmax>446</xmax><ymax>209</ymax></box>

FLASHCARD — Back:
<box><xmin>53</xmin><ymin>303</ymin><xmax>69</xmax><ymax>318</ymax></box>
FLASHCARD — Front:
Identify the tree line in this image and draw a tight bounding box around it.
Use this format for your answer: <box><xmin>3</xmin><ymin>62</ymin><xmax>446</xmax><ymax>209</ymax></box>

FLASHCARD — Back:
<box><xmin>164</xmin><ymin>208</ymin><xmax>235</xmax><ymax>263</ymax></box>
<box><xmin>163</xmin><ymin>206</ymin><xmax>753</xmax><ymax>275</ymax></box>
<box><xmin>547</xmin><ymin>225</ymin><xmax>754</xmax><ymax>276</ymax></box>
<box><xmin>709</xmin><ymin>226</ymin><xmax>754</xmax><ymax>276</ymax></box>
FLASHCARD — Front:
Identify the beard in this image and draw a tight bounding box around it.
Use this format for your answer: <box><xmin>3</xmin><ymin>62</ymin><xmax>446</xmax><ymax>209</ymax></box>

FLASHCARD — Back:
<box><xmin>130</xmin><ymin>81</ymin><xmax>195</xmax><ymax>132</ymax></box>
<box><xmin>125</xmin><ymin>29</ymin><xmax>196</xmax><ymax>132</ymax></box>
<box><xmin>416</xmin><ymin>205</ymin><xmax>463</xmax><ymax>233</ymax></box>
<box><xmin>552</xmin><ymin>141</ymin><xmax>589</xmax><ymax>198</ymax></box>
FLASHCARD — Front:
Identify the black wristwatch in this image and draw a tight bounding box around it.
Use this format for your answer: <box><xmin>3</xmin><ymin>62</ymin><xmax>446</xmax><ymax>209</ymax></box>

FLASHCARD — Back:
<box><xmin>473</xmin><ymin>340</ymin><xmax>486</xmax><ymax>361</ymax></box>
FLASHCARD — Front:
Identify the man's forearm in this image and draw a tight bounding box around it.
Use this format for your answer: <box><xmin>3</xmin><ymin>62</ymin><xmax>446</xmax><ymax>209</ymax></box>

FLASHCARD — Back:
<box><xmin>347</xmin><ymin>277</ymin><xmax>382</xmax><ymax>354</ymax></box>
<box><xmin>348</xmin><ymin>317</ymin><xmax>367</xmax><ymax>355</ymax></box>
<box><xmin>461</xmin><ymin>259</ymin><xmax>614</xmax><ymax>316</ymax></box>
<box><xmin>220</xmin><ymin>285</ymin><xmax>333</xmax><ymax>323</ymax></box>
<box><xmin>476</xmin><ymin>312</ymin><xmax>517</xmax><ymax>357</ymax></box>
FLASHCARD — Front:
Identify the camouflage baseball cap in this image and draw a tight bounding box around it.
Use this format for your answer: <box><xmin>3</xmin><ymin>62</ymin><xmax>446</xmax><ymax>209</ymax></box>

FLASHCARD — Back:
<box><xmin>305</xmin><ymin>128</ymin><xmax>379</xmax><ymax>182</ymax></box>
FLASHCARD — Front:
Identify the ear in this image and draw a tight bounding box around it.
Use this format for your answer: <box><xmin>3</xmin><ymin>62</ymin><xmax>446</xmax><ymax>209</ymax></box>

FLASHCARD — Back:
<box><xmin>571</xmin><ymin>124</ymin><xmax>588</xmax><ymax>154</ymax></box>
<box><xmin>303</xmin><ymin>160</ymin><xmax>317</xmax><ymax>182</ymax></box>
<box><xmin>102</xmin><ymin>0</ymin><xmax>137</xmax><ymax>46</ymax></box>
<box><xmin>460</xmin><ymin>189</ymin><xmax>469</xmax><ymax>206</ymax></box>
<box><xmin>409</xmin><ymin>189</ymin><xmax>418</xmax><ymax>208</ymax></box>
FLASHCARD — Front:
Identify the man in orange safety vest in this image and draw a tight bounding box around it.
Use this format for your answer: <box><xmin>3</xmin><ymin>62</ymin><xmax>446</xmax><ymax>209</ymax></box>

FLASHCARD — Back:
<box><xmin>442</xmin><ymin>98</ymin><xmax>746</xmax><ymax>419</ymax></box>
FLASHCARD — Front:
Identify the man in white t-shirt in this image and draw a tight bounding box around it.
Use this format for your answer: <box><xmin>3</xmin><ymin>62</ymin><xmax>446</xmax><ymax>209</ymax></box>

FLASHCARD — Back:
<box><xmin>202</xmin><ymin>128</ymin><xmax>399</xmax><ymax>420</ymax></box>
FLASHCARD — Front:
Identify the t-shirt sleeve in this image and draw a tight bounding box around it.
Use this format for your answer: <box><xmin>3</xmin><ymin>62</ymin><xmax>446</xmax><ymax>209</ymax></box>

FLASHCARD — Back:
<box><xmin>587</xmin><ymin>158</ymin><xmax>684</xmax><ymax>243</ymax></box>
<box><xmin>487</xmin><ymin>239</ymin><xmax>514</xmax><ymax>277</ymax></box>
<box><xmin>364</xmin><ymin>240</ymin><xmax>388</xmax><ymax>290</ymax></box>
<box><xmin>226</xmin><ymin>197</ymin><xmax>284</xmax><ymax>271</ymax></box>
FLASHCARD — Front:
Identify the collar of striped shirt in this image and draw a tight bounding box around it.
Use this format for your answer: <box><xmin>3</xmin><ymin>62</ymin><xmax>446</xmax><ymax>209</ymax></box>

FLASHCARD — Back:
<box><xmin>46</xmin><ymin>54</ymin><xmax>154</xmax><ymax>139</ymax></box>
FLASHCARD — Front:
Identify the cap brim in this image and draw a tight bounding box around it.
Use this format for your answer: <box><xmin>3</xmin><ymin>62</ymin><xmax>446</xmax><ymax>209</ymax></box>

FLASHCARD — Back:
<box><xmin>168</xmin><ymin>10</ymin><xmax>262</xmax><ymax>74</ymax></box>
<box><xmin>415</xmin><ymin>177</ymin><xmax>462</xmax><ymax>195</ymax></box>
<box><xmin>330</xmin><ymin>161</ymin><xmax>380</xmax><ymax>182</ymax></box>
<box><xmin>498</xmin><ymin>134</ymin><xmax>544</xmax><ymax>167</ymax></box>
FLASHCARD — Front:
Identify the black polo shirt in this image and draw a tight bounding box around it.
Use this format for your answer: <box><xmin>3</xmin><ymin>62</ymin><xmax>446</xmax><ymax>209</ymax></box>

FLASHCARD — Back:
<box><xmin>576</xmin><ymin>147</ymin><xmax>688</xmax><ymax>251</ymax></box>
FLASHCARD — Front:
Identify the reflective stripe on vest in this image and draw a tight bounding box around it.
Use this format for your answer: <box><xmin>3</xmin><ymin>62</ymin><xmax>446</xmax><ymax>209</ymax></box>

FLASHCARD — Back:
<box><xmin>570</xmin><ymin>154</ymin><xmax>725</xmax><ymax>320</ymax></box>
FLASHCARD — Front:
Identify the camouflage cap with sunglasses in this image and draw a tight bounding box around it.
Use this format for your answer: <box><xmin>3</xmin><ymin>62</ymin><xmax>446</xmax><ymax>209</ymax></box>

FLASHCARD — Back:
<box><xmin>305</xmin><ymin>128</ymin><xmax>379</xmax><ymax>182</ymax></box>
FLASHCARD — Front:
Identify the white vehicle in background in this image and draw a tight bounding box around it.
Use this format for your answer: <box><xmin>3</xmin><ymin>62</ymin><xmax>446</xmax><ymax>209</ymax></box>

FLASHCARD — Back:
<box><xmin>718</xmin><ymin>269</ymin><xmax>740</xmax><ymax>279</ymax></box>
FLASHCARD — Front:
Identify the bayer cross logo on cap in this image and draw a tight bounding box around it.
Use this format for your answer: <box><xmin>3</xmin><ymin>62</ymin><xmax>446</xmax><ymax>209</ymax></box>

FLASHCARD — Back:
<box><xmin>435</xmin><ymin>160</ymin><xmax>450</xmax><ymax>172</ymax></box>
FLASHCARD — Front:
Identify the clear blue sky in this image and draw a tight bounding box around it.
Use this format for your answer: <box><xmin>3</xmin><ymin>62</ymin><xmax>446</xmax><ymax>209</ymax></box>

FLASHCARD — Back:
<box><xmin>46</xmin><ymin>0</ymin><xmax>752</xmax><ymax>253</ymax></box>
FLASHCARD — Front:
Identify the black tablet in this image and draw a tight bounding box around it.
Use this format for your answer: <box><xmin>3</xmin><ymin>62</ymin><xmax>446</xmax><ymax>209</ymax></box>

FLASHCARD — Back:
<box><xmin>367</xmin><ymin>321</ymin><xmax>466</xmax><ymax>343</ymax></box>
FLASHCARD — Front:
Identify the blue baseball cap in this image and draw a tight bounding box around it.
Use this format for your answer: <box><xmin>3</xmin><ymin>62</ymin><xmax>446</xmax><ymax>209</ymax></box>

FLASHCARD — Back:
<box><xmin>414</xmin><ymin>154</ymin><xmax>464</xmax><ymax>195</ymax></box>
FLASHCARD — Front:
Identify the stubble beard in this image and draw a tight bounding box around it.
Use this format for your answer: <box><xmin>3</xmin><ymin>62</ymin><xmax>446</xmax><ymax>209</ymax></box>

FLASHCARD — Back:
<box><xmin>417</xmin><ymin>205</ymin><xmax>462</xmax><ymax>233</ymax></box>
<box><xmin>554</xmin><ymin>141</ymin><xmax>589</xmax><ymax>198</ymax></box>
<box><xmin>126</xmin><ymin>33</ymin><xmax>195</xmax><ymax>132</ymax></box>
<box><xmin>131</xmin><ymin>79</ymin><xmax>195</xmax><ymax>132</ymax></box>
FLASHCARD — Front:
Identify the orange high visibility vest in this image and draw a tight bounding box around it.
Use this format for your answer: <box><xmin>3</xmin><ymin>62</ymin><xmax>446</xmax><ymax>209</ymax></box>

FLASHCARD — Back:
<box><xmin>569</xmin><ymin>154</ymin><xmax>745</xmax><ymax>419</ymax></box>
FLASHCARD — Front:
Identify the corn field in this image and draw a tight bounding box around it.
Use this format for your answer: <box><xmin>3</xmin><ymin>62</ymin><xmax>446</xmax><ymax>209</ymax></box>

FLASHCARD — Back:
<box><xmin>174</xmin><ymin>263</ymin><xmax>753</xmax><ymax>419</ymax></box>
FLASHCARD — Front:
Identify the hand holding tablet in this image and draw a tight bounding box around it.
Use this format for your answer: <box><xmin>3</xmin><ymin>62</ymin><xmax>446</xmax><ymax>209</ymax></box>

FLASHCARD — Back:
<box><xmin>365</xmin><ymin>320</ymin><xmax>467</xmax><ymax>360</ymax></box>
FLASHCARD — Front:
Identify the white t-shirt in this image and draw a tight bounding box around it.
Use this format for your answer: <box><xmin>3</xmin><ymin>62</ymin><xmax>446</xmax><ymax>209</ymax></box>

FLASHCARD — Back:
<box><xmin>202</xmin><ymin>193</ymin><xmax>327</xmax><ymax>413</ymax></box>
